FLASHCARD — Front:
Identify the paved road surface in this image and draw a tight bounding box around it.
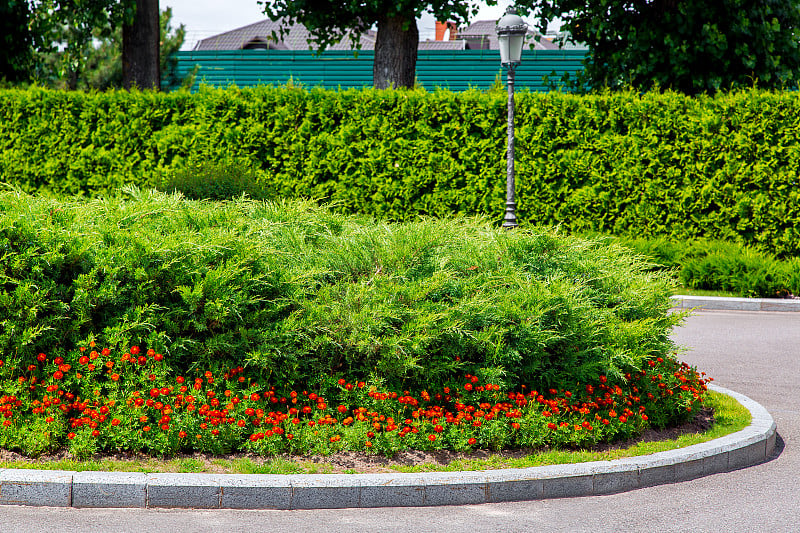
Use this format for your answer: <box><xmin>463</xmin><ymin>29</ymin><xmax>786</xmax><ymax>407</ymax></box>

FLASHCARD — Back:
<box><xmin>1</xmin><ymin>310</ymin><xmax>797</xmax><ymax>532</ymax></box>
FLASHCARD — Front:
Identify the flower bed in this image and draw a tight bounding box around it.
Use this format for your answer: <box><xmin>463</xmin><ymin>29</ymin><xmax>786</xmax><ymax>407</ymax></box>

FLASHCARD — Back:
<box><xmin>0</xmin><ymin>193</ymin><xmax>711</xmax><ymax>458</ymax></box>
<box><xmin>0</xmin><ymin>342</ymin><xmax>710</xmax><ymax>459</ymax></box>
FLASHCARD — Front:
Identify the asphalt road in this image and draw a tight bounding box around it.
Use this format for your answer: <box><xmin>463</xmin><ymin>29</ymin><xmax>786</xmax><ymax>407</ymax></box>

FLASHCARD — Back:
<box><xmin>1</xmin><ymin>310</ymin><xmax>797</xmax><ymax>532</ymax></box>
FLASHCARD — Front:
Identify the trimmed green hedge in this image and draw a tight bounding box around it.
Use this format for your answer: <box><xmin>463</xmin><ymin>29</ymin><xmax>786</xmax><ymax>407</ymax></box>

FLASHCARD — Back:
<box><xmin>1</xmin><ymin>86</ymin><xmax>799</xmax><ymax>256</ymax></box>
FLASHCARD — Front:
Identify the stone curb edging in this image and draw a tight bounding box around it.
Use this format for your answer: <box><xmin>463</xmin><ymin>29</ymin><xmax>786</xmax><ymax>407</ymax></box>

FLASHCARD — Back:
<box><xmin>670</xmin><ymin>295</ymin><xmax>800</xmax><ymax>312</ymax></box>
<box><xmin>0</xmin><ymin>384</ymin><xmax>776</xmax><ymax>509</ymax></box>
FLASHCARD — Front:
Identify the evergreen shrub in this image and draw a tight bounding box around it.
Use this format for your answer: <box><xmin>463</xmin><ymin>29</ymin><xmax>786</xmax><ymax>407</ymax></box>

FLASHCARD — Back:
<box><xmin>0</xmin><ymin>189</ymin><xmax>681</xmax><ymax>394</ymax></box>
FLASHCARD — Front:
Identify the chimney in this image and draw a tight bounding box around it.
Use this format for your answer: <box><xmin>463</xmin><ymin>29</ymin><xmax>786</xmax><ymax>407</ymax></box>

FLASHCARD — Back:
<box><xmin>435</xmin><ymin>21</ymin><xmax>458</xmax><ymax>41</ymax></box>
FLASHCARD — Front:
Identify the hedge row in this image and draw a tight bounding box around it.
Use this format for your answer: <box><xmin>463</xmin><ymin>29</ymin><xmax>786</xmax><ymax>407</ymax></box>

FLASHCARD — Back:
<box><xmin>1</xmin><ymin>86</ymin><xmax>799</xmax><ymax>256</ymax></box>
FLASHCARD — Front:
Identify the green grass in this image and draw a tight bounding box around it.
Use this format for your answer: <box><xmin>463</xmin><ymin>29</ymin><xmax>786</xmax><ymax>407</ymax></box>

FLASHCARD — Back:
<box><xmin>0</xmin><ymin>390</ymin><xmax>750</xmax><ymax>474</ymax></box>
<box><xmin>673</xmin><ymin>287</ymin><xmax>739</xmax><ymax>298</ymax></box>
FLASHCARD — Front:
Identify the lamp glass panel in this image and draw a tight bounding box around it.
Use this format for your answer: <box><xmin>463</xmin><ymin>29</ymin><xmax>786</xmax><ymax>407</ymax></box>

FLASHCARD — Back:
<box><xmin>508</xmin><ymin>33</ymin><xmax>524</xmax><ymax>63</ymax></box>
<box><xmin>498</xmin><ymin>33</ymin><xmax>510</xmax><ymax>64</ymax></box>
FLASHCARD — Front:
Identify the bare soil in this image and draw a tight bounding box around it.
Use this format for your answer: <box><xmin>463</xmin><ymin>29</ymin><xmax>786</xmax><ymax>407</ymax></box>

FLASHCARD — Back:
<box><xmin>0</xmin><ymin>408</ymin><xmax>714</xmax><ymax>474</ymax></box>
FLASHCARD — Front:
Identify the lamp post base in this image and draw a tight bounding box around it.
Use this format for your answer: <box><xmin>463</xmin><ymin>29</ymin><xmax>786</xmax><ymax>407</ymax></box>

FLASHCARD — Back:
<box><xmin>502</xmin><ymin>202</ymin><xmax>518</xmax><ymax>229</ymax></box>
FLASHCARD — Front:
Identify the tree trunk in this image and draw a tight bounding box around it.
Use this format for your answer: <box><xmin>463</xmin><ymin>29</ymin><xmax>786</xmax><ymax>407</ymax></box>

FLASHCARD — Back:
<box><xmin>373</xmin><ymin>14</ymin><xmax>418</xmax><ymax>89</ymax></box>
<box><xmin>123</xmin><ymin>0</ymin><xmax>160</xmax><ymax>90</ymax></box>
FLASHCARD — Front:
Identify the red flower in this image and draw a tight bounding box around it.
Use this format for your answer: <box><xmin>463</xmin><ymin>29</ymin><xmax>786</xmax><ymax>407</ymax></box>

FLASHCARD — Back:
<box><xmin>428</xmin><ymin>434</ymin><xmax>436</xmax><ymax>441</ymax></box>
<box><xmin>111</xmin><ymin>418</ymin><xmax>120</xmax><ymax>426</ymax></box>
<box><xmin>547</xmin><ymin>422</ymin><xmax>557</xmax><ymax>430</ymax></box>
<box><xmin>467</xmin><ymin>438</ymin><xmax>477</xmax><ymax>445</ymax></box>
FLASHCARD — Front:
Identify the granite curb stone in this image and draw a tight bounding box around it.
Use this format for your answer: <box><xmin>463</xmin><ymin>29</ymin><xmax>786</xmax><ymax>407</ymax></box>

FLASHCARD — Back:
<box><xmin>0</xmin><ymin>469</ymin><xmax>73</xmax><ymax>507</ymax></box>
<box><xmin>72</xmin><ymin>471</ymin><xmax>147</xmax><ymax>508</ymax></box>
<box><xmin>670</xmin><ymin>295</ymin><xmax>800</xmax><ymax>312</ymax></box>
<box><xmin>0</xmin><ymin>385</ymin><xmax>776</xmax><ymax>510</ymax></box>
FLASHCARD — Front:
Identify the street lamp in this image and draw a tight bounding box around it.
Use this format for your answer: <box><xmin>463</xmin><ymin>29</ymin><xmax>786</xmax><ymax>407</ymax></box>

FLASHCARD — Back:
<box><xmin>496</xmin><ymin>6</ymin><xmax>527</xmax><ymax>229</ymax></box>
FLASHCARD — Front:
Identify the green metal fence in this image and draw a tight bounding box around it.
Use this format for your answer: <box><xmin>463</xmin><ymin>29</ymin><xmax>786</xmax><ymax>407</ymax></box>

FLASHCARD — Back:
<box><xmin>169</xmin><ymin>49</ymin><xmax>586</xmax><ymax>91</ymax></box>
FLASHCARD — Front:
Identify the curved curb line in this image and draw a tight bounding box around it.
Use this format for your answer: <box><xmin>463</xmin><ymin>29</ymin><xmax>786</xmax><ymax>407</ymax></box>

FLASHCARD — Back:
<box><xmin>0</xmin><ymin>384</ymin><xmax>776</xmax><ymax>509</ymax></box>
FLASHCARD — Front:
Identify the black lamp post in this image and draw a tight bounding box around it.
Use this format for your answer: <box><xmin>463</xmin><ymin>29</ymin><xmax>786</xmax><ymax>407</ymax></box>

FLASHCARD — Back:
<box><xmin>496</xmin><ymin>7</ymin><xmax>527</xmax><ymax>229</ymax></box>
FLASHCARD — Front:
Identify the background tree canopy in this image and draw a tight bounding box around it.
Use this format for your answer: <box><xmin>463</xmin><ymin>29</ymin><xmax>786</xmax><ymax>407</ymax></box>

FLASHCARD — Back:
<box><xmin>527</xmin><ymin>0</ymin><xmax>800</xmax><ymax>94</ymax></box>
<box><xmin>261</xmin><ymin>1</ymin><xmax>496</xmax><ymax>89</ymax></box>
<box><xmin>2</xmin><ymin>0</ymin><xmax>178</xmax><ymax>90</ymax></box>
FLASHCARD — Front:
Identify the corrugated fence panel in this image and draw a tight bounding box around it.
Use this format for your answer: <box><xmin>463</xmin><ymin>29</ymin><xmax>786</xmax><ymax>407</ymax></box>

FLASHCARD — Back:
<box><xmin>168</xmin><ymin>50</ymin><xmax>586</xmax><ymax>91</ymax></box>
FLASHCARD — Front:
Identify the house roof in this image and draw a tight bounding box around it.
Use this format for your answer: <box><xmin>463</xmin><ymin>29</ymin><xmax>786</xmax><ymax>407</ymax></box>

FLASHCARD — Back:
<box><xmin>193</xmin><ymin>18</ymin><xmax>376</xmax><ymax>51</ymax></box>
<box><xmin>194</xmin><ymin>18</ymin><xmax>558</xmax><ymax>52</ymax></box>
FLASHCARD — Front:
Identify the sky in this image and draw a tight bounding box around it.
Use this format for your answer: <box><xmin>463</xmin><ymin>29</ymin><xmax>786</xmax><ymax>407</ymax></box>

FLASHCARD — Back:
<box><xmin>162</xmin><ymin>1</ymin><xmax>557</xmax><ymax>50</ymax></box>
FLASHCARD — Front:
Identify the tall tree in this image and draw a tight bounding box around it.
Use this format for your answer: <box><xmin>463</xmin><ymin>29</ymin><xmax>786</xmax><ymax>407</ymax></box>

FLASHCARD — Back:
<box><xmin>527</xmin><ymin>0</ymin><xmax>800</xmax><ymax>94</ymax></box>
<box><xmin>122</xmin><ymin>0</ymin><xmax>160</xmax><ymax>89</ymax></box>
<box><xmin>84</xmin><ymin>7</ymin><xmax>185</xmax><ymax>91</ymax></box>
<box><xmin>27</xmin><ymin>0</ymin><xmax>124</xmax><ymax>89</ymax></box>
<box><xmin>19</xmin><ymin>0</ymin><xmax>163</xmax><ymax>90</ymax></box>
<box><xmin>261</xmin><ymin>1</ymin><xmax>494</xmax><ymax>89</ymax></box>
<box><xmin>0</xmin><ymin>0</ymin><xmax>34</xmax><ymax>83</ymax></box>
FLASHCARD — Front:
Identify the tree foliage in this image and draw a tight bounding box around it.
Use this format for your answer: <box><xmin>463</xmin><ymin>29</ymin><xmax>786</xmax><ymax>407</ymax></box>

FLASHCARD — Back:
<box><xmin>0</xmin><ymin>0</ymin><xmax>34</xmax><ymax>83</ymax></box>
<box><xmin>526</xmin><ymin>0</ymin><xmax>800</xmax><ymax>94</ymax></box>
<box><xmin>260</xmin><ymin>1</ymin><xmax>497</xmax><ymax>89</ymax></box>
<box><xmin>26</xmin><ymin>0</ymin><xmax>131</xmax><ymax>89</ymax></box>
<box><xmin>5</xmin><ymin>1</ymin><xmax>182</xmax><ymax>90</ymax></box>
